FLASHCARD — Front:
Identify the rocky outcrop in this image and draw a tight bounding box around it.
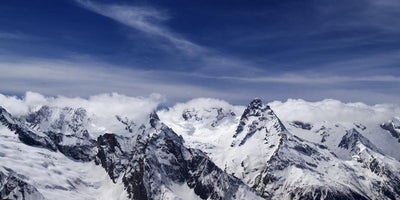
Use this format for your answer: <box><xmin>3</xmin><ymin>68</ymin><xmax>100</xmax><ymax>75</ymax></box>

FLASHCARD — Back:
<box><xmin>95</xmin><ymin>133</ymin><xmax>133</xmax><ymax>182</ymax></box>
<box><xmin>338</xmin><ymin>128</ymin><xmax>400</xmax><ymax>199</ymax></box>
<box><xmin>0</xmin><ymin>107</ymin><xmax>57</xmax><ymax>151</ymax></box>
<box><xmin>381</xmin><ymin>118</ymin><xmax>400</xmax><ymax>143</ymax></box>
<box><xmin>0</xmin><ymin>106</ymin><xmax>96</xmax><ymax>161</ymax></box>
<box><xmin>291</xmin><ymin>121</ymin><xmax>313</xmax><ymax>130</ymax></box>
<box><xmin>338</xmin><ymin>128</ymin><xmax>381</xmax><ymax>154</ymax></box>
<box><xmin>0</xmin><ymin>171</ymin><xmax>45</xmax><ymax>200</ymax></box>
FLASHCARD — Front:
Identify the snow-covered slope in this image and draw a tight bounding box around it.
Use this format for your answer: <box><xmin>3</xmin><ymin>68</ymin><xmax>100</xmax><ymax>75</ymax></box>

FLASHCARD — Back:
<box><xmin>269</xmin><ymin>99</ymin><xmax>400</xmax><ymax>161</ymax></box>
<box><xmin>159</xmin><ymin>98</ymin><xmax>400</xmax><ymax>200</ymax></box>
<box><xmin>158</xmin><ymin>98</ymin><xmax>245</xmax><ymax>167</ymax></box>
<box><xmin>0</xmin><ymin>101</ymin><xmax>260</xmax><ymax>200</ymax></box>
<box><xmin>0</xmin><ymin>116</ymin><xmax>126</xmax><ymax>200</ymax></box>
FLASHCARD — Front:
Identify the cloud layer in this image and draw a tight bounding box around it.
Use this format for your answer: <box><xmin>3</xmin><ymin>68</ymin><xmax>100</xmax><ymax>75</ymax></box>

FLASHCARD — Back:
<box><xmin>0</xmin><ymin>91</ymin><xmax>163</xmax><ymax>128</ymax></box>
<box><xmin>269</xmin><ymin>99</ymin><xmax>400</xmax><ymax>124</ymax></box>
<box><xmin>160</xmin><ymin>96</ymin><xmax>400</xmax><ymax>127</ymax></box>
<box><xmin>1</xmin><ymin>92</ymin><xmax>399</xmax><ymax>133</ymax></box>
<box><xmin>1</xmin><ymin>56</ymin><xmax>399</xmax><ymax>105</ymax></box>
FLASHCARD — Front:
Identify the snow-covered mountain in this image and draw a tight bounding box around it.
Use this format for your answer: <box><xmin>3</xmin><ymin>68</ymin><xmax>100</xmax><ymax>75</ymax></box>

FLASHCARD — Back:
<box><xmin>159</xmin><ymin>98</ymin><xmax>400</xmax><ymax>200</ymax></box>
<box><xmin>1</xmin><ymin>92</ymin><xmax>400</xmax><ymax>199</ymax></box>
<box><xmin>0</xmin><ymin>103</ymin><xmax>259</xmax><ymax>200</ymax></box>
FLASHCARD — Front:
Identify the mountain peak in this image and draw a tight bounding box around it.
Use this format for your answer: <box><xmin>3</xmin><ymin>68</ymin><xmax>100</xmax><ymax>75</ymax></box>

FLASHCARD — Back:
<box><xmin>338</xmin><ymin>128</ymin><xmax>381</xmax><ymax>154</ymax></box>
<box><xmin>247</xmin><ymin>98</ymin><xmax>270</xmax><ymax>112</ymax></box>
<box><xmin>249</xmin><ymin>98</ymin><xmax>262</xmax><ymax>107</ymax></box>
<box><xmin>232</xmin><ymin>98</ymin><xmax>286</xmax><ymax>147</ymax></box>
<box><xmin>0</xmin><ymin>106</ymin><xmax>18</xmax><ymax>127</ymax></box>
<box><xmin>149</xmin><ymin>111</ymin><xmax>160</xmax><ymax>128</ymax></box>
<box><xmin>240</xmin><ymin>99</ymin><xmax>272</xmax><ymax>121</ymax></box>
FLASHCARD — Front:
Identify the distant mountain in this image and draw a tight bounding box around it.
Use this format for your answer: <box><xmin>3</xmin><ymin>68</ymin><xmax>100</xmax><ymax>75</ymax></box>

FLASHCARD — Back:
<box><xmin>1</xmin><ymin>97</ymin><xmax>400</xmax><ymax>199</ymax></box>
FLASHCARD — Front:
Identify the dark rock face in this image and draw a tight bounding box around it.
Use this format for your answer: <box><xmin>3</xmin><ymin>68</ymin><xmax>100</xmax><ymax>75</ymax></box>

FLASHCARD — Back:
<box><xmin>15</xmin><ymin>127</ymin><xmax>58</xmax><ymax>152</ymax></box>
<box><xmin>122</xmin><ymin>159</ymin><xmax>149</xmax><ymax>200</ymax></box>
<box><xmin>289</xmin><ymin>186</ymin><xmax>369</xmax><ymax>200</ymax></box>
<box><xmin>0</xmin><ymin>107</ymin><xmax>57</xmax><ymax>151</ymax></box>
<box><xmin>338</xmin><ymin>128</ymin><xmax>380</xmax><ymax>154</ymax></box>
<box><xmin>48</xmin><ymin>131</ymin><xmax>96</xmax><ymax>162</ymax></box>
<box><xmin>238</xmin><ymin>121</ymin><xmax>261</xmax><ymax>146</ymax></box>
<box><xmin>1</xmin><ymin>106</ymin><xmax>96</xmax><ymax>161</ymax></box>
<box><xmin>291</xmin><ymin>121</ymin><xmax>313</xmax><ymax>130</ymax></box>
<box><xmin>293</xmin><ymin>144</ymin><xmax>317</xmax><ymax>156</ymax></box>
<box><xmin>315</xmin><ymin>126</ymin><xmax>330</xmax><ymax>143</ymax></box>
<box><xmin>182</xmin><ymin>109</ymin><xmax>202</xmax><ymax>121</ymax></box>
<box><xmin>187</xmin><ymin>149</ymin><xmax>243</xmax><ymax>200</ymax></box>
<box><xmin>380</xmin><ymin>121</ymin><xmax>400</xmax><ymax>143</ymax></box>
<box><xmin>364</xmin><ymin>158</ymin><xmax>400</xmax><ymax>200</ymax></box>
<box><xmin>338</xmin><ymin>129</ymin><xmax>362</xmax><ymax>150</ymax></box>
<box><xmin>96</xmin><ymin>113</ymin><xmax>256</xmax><ymax>200</ymax></box>
<box><xmin>95</xmin><ymin>133</ymin><xmax>132</xmax><ymax>182</ymax></box>
<box><xmin>0</xmin><ymin>171</ymin><xmax>45</xmax><ymax>200</ymax></box>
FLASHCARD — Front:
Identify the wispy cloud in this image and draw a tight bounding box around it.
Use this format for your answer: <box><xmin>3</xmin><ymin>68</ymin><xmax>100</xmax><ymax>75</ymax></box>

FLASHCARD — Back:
<box><xmin>75</xmin><ymin>0</ymin><xmax>204</xmax><ymax>56</ymax></box>
<box><xmin>0</xmin><ymin>57</ymin><xmax>245</xmax><ymax>103</ymax></box>
<box><xmin>0</xmin><ymin>32</ymin><xmax>28</xmax><ymax>40</ymax></box>
<box><xmin>74</xmin><ymin>0</ymin><xmax>264</xmax><ymax>75</ymax></box>
<box><xmin>317</xmin><ymin>0</ymin><xmax>400</xmax><ymax>35</ymax></box>
<box><xmin>206</xmin><ymin>74</ymin><xmax>400</xmax><ymax>84</ymax></box>
<box><xmin>1</xmin><ymin>55</ymin><xmax>399</xmax><ymax>105</ymax></box>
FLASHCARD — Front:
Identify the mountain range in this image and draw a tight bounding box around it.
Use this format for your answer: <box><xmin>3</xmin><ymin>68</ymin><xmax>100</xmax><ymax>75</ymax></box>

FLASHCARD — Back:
<box><xmin>1</xmin><ymin>95</ymin><xmax>400</xmax><ymax>200</ymax></box>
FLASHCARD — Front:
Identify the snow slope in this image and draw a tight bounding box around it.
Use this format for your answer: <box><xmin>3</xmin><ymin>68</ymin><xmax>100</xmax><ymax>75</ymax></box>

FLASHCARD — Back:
<box><xmin>0</xmin><ymin>123</ymin><xmax>128</xmax><ymax>200</ymax></box>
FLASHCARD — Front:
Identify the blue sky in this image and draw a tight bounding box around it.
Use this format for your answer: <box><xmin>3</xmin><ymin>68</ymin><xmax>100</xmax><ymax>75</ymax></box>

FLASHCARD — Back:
<box><xmin>0</xmin><ymin>0</ymin><xmax>399</xmax><ymax>105</ymax></box>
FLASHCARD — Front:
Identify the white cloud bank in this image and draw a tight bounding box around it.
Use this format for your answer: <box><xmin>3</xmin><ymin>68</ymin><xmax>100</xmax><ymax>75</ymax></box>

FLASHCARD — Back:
<box><xmin>0</xmin><ymin>91</ymin><xmax>164</xmax><ymax>128</ymax></box>
<box><xmin>1</xmin><ymin>92</ymin><xmax>399</xmax><ymax>133</ymax></box>
<box><xmin>159</xmin><ymin>97</ymin><xmax>400</xmax><ymax>128</ymax></box>
<box><xmin>269</xmin><ymin>98</ymin><xmax>400</xmax><ymax>124</ymax></box>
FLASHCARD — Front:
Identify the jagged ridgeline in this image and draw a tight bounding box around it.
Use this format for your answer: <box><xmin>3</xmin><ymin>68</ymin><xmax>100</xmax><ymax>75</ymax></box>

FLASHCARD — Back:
<box><xmin>0</xmin><ymin>98</ymin><xmax>400</xmax><ymax>200</ymax></box>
